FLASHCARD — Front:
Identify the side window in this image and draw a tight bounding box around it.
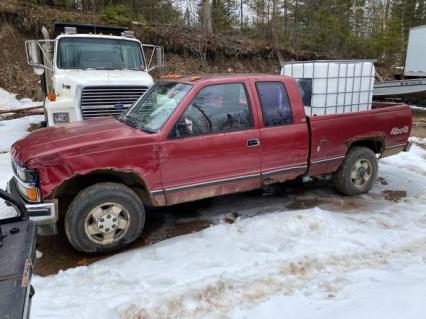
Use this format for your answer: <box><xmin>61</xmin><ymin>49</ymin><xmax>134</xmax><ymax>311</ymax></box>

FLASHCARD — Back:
<box><xmin>256</xmin><ymin>82</ymin><xmax>293</xmax><ymax>127</ymax></box>
<box><xmin>175</xmin><ymin>83</ymin><xmax>253</xmax><ymax>137</ymax></box>
<box><xmin>295</xmin><ymin>78</ymin><xmax>312</xmax><ymax>107</ymax></box>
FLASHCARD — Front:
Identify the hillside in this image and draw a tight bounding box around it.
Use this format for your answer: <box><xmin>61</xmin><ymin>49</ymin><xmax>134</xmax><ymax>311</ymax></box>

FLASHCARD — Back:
<box><xmin>0</xmin><ymin>1</ymin><xmax>326</xmax><ymax>101</ymax></box>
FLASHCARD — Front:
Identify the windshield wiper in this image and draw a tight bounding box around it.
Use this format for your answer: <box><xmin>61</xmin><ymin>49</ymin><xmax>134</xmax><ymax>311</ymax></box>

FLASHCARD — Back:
<box><xmin>119</xmin><ymin>114</ymin><xmax>155</xmax><ymax>134</ymax></box>
<box><xmin>118</xmin><ymin>114</ymin><xmax>138</xmax><ymax>128</ymax></box>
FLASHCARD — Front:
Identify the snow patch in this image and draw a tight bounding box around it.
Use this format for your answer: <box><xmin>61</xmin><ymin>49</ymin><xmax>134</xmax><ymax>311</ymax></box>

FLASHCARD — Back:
<box><xmin>0</xmin><ymin>115</ymin><xmax>43</xmax><ymax>218</ymax></box>
<box><xmin>0</xmin><ymin>87</ymin><xmax>40</xmax><ymax>111</ymax></box>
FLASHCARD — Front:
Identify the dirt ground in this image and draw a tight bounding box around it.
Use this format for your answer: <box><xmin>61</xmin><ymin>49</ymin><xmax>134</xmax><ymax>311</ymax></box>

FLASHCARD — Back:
<box><xmin>33</xmin><ymin>180</ymin><xmax>343</xmax><ymax>276</ymax></box>
<box><xmin>33</xmin><ymin>108</ymin><xmax>426</xmax><ymax>276</ymax></box>
<box><xmin>412</xmin><ymin>109</ymin><xmax>426</xmax><ymax>139</ymax></box>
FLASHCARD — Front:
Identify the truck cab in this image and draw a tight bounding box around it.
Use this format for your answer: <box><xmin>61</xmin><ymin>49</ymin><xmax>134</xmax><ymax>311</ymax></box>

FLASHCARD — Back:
<box><xmin>25</xmin><ymin>22</ymin><xmax>164</xmax><ymax>126</ymax></box>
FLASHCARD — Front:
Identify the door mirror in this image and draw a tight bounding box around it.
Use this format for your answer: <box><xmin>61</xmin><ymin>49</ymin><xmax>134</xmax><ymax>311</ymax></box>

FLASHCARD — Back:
<box><xmin>26</xmin><ymin>41</ymin><xmax>45</xmax><ymax>75</ymax></box>
<box><xmin>155</xmin><ymin>46</ymin><xmax>164</xmax><ymax>68</ymax></box>
<box><xmin>175</xmin><ymin>122</ymin><xmax>191</xmax><ymax>138</ymax></box>
<box><xmin>143</xmin><ymin>44</ymin><xmax>165</xmax><ymax>72</ymax></box>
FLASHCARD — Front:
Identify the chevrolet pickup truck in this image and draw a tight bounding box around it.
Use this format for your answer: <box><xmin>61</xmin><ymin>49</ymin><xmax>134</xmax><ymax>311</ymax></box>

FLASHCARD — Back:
<box><xmin>8</xmin><ymin>74</ymin><xmax>412</xmax><ymax>253</ymax></box>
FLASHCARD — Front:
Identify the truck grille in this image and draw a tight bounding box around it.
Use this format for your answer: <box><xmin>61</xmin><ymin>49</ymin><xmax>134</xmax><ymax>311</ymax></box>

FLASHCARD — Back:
<box><xmin>80</xmin><ymin>86</ymin><xmax>148</xmax><ymax>119</ymax></box>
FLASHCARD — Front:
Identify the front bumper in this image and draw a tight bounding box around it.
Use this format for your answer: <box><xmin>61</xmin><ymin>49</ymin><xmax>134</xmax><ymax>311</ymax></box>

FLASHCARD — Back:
<box><xmin>7</xmin><ymin>178</ymin><xmax>57</xmax><ymax>226</ymax></box>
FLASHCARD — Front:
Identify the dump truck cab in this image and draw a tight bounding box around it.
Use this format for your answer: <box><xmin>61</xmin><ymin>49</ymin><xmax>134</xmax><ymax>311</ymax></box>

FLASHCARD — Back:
<box><xmin>25</xmin><ymin>22</ymin><xmax>164</xmax><ymax>126</ymax></box>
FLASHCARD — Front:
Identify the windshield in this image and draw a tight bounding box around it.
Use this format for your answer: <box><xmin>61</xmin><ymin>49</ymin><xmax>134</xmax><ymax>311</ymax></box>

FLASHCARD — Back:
<box><xmin>57</xmin><ymin>37</ymin><xmax>144</xmax><ymax>70</ymax></box>
<box><xmin>120</xmin><ymin>81</ymin><xmax>192</xmax><ymax>132</ymax></box>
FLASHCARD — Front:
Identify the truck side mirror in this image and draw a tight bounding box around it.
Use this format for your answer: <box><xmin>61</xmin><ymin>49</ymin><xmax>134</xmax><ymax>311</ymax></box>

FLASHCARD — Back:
<box><xmin>155</xmin><ymin>46</ymin><xmax>164</xmax><ymax>68</ymax></box>
<box><xmin>25</xmin><ymin>40</ymin><xmax>54</xmax><ymax>76</ymax></box>
<box><xmin>143</xmin><ymin>44</ymin><xmax>165</xmax><ymax>72</ymax></box>
<box><xmin>26</xmin><ymin>41</ymin><xmax>44</xmax><ymax>76</ymax></box>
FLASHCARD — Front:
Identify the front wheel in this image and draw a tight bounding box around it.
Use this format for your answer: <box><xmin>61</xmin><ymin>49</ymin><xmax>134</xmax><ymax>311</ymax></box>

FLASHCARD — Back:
<box><xmin>65</xmin><ymin>182</ymin><xmax>145</xmax><ymax>253</ymax></box>
<box><xmin>334</xmin><ymin>147</ymin><xmax>378</xmax><ymax>195</ymax></box>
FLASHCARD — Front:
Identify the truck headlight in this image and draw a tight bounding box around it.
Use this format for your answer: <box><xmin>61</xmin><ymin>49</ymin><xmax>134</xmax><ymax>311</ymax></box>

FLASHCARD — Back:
<box><xmin>53</xmin><ymin>112</ymin><xmax>69</xmax><ymax>123</ymax></box>
<box><xmin>12</xmin><ymin>160</ymin><xmax>37</xmax><ymax>183</ymax></box>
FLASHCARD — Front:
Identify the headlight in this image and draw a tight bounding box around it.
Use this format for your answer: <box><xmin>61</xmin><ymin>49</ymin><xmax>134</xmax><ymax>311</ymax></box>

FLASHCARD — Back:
<box><xmin>11</xmin><ymin>159</ymin><xmax>37</xmax><ymax>183</ymax></box>
<box><xmin>53</xmin><ymin>112</ymin><xmax>70</xmax><ymax>123</ymax></box>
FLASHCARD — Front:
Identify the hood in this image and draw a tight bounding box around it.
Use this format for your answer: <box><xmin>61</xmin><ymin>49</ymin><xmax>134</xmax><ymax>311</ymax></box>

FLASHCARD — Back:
<box><xmin>11</xmin><ymin>118</ymin><xmax>148</xmax><ymax>167</ymax></box>
<box><xmin>54</xmin><ymin>69</ymin><xmax>154</xmax><ymax>98</ymax></box>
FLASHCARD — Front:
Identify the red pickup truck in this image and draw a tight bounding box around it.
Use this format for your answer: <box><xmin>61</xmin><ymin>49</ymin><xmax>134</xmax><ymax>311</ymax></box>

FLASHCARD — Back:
<box><xmin>8</xmin><ymin>74</ymin><xmax>412</xmax><ymax>253</ymax></box>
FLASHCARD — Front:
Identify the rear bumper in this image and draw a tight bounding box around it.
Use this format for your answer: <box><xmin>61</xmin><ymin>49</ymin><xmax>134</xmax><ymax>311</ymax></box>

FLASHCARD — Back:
<box><xmin>403</xmin><ymin>141</ymin><xmax>412</xmax><ymax>152</ymax></box>
<box><xmin>7</xmin><ymin>178</ymin><xmax>57</xmax><ymax>226</ymax></box>
<box><xmin>380</xmin><ymin>141</ymin><xmax>412</xmax><ymax>158</ymax></box>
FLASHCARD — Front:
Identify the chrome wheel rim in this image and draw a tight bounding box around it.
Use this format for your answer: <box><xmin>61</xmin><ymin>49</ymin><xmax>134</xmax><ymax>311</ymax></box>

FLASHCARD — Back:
<box><xmin>351</xmin><ymin>158</ymin><xmax>372</xmax><ymax>189</ymax></box>
<box><xmin>84</xmin><ymin>203</ymin><xmax>130</xmax><ymax>245</ymax></box>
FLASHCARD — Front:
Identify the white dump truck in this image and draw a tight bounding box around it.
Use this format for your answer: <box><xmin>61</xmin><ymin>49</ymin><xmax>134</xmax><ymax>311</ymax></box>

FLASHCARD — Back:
<box><xmin>25</xmin><ymin>22</ymin><xmax>164</xmax><ymax>126</ymax></box>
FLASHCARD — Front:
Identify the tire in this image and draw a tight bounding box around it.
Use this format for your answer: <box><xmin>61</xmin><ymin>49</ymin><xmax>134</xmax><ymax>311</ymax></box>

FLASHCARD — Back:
<box><xmin>65</xmin><ymin>182</ymin><xmax>145</xmax><ymax>253</ymax></box>
<box><xmin>334</xmin><ymin>147</ymin><xmax>378</xmax><ymax>196</ymax></box>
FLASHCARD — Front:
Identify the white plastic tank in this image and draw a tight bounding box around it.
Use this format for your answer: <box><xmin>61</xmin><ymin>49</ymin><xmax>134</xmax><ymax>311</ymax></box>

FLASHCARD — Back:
<box><xmin>281</xmin><ymin>60</ymin><xmax>375</xmax><ymax>116</ymax></box>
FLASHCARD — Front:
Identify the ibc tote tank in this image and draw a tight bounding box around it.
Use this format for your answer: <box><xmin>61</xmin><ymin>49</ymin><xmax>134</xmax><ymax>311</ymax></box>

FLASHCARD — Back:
<box><xmin>281</xmin><ymin>60</ymin><xmax>375</xmax><ymax>116</ymax></box>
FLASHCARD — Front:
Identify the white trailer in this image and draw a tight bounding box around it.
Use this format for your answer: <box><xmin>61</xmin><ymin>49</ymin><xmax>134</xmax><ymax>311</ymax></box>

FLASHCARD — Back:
<box><xmin>374</xmin><ymin>25</ymin><xmax>426</xmax><ymax>103</ymax></box>
<box><xmin>25</xmin><ymin>22</ymin><xmax>164</xmax><ymax>126</ymax></box>
<box><xmin>404</xmin><ymin>25</ymin><xmax>426</xmax><ymax>77</ymax></box>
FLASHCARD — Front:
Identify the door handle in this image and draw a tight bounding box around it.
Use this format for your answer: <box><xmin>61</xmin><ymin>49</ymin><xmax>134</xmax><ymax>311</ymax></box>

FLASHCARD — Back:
<box><xmin>247</xmin><ymin>138</ymin><xmax>260</xmax><ymax>147</ymax></box>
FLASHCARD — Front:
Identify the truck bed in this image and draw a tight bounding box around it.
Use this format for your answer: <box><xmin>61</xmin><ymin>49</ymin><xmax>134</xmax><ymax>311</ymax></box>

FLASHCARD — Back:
<box><xmin>306</xmin><ymin>102</ymin><xmax>412</xmax><ymax>176</ymax></box>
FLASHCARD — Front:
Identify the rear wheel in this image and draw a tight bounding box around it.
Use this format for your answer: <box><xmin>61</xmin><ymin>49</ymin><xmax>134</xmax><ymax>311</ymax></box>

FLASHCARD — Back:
<box><xmin>65</xmin><ymin>182</ymin><xmax>145</xmax><ymax>253</ymax></box>
<box><xmin>334</xmin><ymin>147</ymin><xmax>378</xmax><ymax>195</ymax></box>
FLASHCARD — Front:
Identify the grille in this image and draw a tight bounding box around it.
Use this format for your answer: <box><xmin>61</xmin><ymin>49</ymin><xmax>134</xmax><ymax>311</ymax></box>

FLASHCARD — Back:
<box><xmin>80</xmin><ymin>86</ymin><xmax>148</xmax><ymax>119</ymax></box>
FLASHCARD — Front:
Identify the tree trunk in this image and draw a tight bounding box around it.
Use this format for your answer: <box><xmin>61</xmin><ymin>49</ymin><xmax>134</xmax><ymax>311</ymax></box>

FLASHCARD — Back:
<box><xmin>201</xmin><ymin>0</ymin><xmax>213</xmax><ymax>35</ymax></box>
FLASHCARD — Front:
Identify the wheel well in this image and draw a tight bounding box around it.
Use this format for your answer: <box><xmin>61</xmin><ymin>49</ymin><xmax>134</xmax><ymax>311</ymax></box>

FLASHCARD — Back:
<box><xmin>347</xmin><ymin>139</ymin><xmax>384</xmax><ymax>154</ymax></box>
<box><xmin>51</xmin><ymin>169</ymin><xmax>153</xmax><ymax>214</ymax></box>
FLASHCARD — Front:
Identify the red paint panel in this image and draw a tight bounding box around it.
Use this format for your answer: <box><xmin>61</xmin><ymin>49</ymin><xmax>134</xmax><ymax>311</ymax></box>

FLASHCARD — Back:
<box><xmin>159</xmin><ymin>129</ymin><xmax>262</xmax><ymax>205</ymax></box>
<box><xmin>307</xmin><ymin>103</ymin><xmax>412</xmax><ymax>176</ymax></box>
<box><xmin>247</xmin><ymin>77</ymin><xmax>310</xmax><ymax>183</ymax></box>
<box><xmin>258</xmin><ymin>124</ymin><xmax>309</xmax><ymax>182</ymax></box>
<box><xmin>12</xmin><ymin>118</ymin><xmax>163</xmax><ymax>201</ymax></box>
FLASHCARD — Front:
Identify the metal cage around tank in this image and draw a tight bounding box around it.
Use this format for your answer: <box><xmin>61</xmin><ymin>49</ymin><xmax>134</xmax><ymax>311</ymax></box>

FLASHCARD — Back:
<box><xmin>281</xmin><ymin>60</ymin><xmax>376</xmax><ymax>116</ymax></box>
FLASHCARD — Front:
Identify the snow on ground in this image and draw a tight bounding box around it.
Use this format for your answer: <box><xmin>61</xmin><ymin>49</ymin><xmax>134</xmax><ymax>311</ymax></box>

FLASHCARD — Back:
<box><xmin>410</xmin><ymin>136</ymin><xmax>426</xmax><ymax>145</ymax></box>
<box><xmin>0</xmin><ymin>115</ymin><xmax>43</xmax><ymax>218</ymax></box>
<box><xmin>0</xmin><ymin>87</ymin><xmax>41</xmax><ymax>111</ymax></box>
<box><xmin>1</xmin><ymin>116</ymin><xmax>426</xmax><ymax>318</ymax></box>
<box><xmin>411</xmin><ymin>105</ymin><xmax>426</xmax><ymax>111</ymax></box>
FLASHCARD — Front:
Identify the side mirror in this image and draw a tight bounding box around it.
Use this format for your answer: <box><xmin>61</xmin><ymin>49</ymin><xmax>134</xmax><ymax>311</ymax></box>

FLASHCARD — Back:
<box><xmin>25</xmin><ymin>40</ymin><xmax>54</xmax><ymax>76</ymax></box>
<box><xmin>155</xmin><ymin>46</ymin><xmax>164</xmax><ymax>68</ymax></box>
<box><xmin>26</xmin><ymin>41</ymin><xmax>44</xmax><ymax>76</ymax></box>
<box><xmin>175</xmin><ymin>122</ymin><xmax>191</xmax><ymax>138</ymax></box>
<box><xmin>143</xmin><ymin>44</ymin><xmax>165</xmax><ymax>72</ymax></box>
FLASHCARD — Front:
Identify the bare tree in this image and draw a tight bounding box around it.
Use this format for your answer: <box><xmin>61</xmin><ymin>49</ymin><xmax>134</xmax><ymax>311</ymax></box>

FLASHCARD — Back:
<box><xmin>201</xmin><ymin>0</ymin><xmax>214</xmax><ymax>34</ymax></box>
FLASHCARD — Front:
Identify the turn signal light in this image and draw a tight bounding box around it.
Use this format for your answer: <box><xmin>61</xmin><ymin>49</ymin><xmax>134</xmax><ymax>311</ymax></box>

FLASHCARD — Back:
<box><xmin>26</xmin><ymin>187</ymin><xmax>39</xmax><ymax>202</ymax></box>
<box><xmin>47</xmin><ymin>92</ymin><xmax>57</xmax><ymax>101</ymax></box>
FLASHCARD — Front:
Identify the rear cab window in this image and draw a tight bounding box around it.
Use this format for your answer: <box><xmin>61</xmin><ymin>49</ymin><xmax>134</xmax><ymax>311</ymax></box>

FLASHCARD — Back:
<box><xmin>295</xmin><ymin>78</ymin><xmax>312</xmax><ymax>107</ymax></box>
<box><xmin>256</xmin><ymin>81</ymin><xmax>293</xmax><ymax>126</ymax></box>
<box><xmin>173</xmin><ymin>83</ymin><xmax>253</xmax><ymax>137</ymax></box>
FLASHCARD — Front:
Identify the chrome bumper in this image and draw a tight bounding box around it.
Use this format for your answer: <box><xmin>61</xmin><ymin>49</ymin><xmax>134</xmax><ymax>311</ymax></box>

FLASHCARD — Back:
<box><xmin>7</xmin><ymin>178</ymin><xmax>57</xmax><ymax>226</ymax></box>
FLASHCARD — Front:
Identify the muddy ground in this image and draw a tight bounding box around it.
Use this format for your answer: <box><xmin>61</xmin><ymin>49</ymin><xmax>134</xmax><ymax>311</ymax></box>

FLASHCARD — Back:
<box><xmin>33</xmin><ymin>109</ymin><xmax>426</xmax><ymax>276</ymax></box>
<box><xmin>412</xmin><ymin>109</ymin><xmax>426</xmax><ymax>140</ymax></box>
